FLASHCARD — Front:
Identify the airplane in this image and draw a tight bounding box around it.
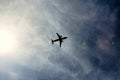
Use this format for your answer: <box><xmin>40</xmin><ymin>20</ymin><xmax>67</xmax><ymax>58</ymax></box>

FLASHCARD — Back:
<box><xmin>51</xmin><ymin>33</ymin><xmax>67</xmax><ymax>47</ymax></box>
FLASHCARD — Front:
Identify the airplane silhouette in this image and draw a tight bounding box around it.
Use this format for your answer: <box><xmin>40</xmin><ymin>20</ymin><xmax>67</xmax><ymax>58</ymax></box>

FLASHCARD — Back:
<box><xmin>51</xmin><ymin>33</ymin><xmax>67</xmax><ymax>47</ymax></box>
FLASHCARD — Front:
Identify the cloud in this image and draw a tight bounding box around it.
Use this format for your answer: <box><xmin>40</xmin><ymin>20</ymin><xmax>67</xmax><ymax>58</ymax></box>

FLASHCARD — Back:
<box><xmin>0</xmin><ymin>0</ymin><xmax>120</xmax><ymax>80</ymax></box>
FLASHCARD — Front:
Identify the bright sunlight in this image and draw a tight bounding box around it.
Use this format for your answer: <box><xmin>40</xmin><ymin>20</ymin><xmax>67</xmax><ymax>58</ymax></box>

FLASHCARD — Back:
<box><xmin>0</xmin><ymin>29</ymin><xmax>18</xmax><ymax>54</ymax></box>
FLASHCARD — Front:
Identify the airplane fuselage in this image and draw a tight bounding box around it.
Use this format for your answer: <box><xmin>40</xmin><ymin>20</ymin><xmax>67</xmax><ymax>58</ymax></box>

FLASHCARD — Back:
<box><xmin>53</xmin><ymin>37</ymin><xmax>67</xmax><ymax>42</ymax></box>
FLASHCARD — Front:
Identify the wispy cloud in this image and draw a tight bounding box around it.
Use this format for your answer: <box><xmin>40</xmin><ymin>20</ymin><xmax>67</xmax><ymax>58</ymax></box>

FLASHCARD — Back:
<box><xmin>0</xmin><ymin>0</ymin><xmax>119</xmax><ymax>80</ymax></box>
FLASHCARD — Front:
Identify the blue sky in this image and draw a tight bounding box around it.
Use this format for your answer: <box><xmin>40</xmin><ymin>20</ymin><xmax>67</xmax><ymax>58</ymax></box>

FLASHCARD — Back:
<box><xmin>0</xmin><ymin>0</ymin><xmax>120</xmax><ymax>80</ymax></box>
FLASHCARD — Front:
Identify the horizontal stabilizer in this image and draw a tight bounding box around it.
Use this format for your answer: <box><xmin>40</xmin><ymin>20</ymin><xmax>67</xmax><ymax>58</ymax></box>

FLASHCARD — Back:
<box><xmin>51</xmin><ymin>39</ymin><xmax>54</xmax><ymax>44</ymax></box>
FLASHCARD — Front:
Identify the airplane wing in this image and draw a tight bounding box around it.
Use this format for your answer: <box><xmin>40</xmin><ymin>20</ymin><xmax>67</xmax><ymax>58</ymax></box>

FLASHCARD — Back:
<box><xmin>56</xmin><ymin>33</ymin><xmax>61</xmax><ymax>38</ymax></box>
<box><xmin>59</xmin><ymin>41</ymin><xmax>62</xmax><ymax>47</ymax></box>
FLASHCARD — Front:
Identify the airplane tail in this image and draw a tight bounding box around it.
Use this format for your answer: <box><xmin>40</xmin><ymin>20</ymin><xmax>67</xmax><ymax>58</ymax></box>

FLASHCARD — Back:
<box><xmin>51</xmin><ymin>39</ymin><xmax>54</xmax><ymax>44</ymax></box>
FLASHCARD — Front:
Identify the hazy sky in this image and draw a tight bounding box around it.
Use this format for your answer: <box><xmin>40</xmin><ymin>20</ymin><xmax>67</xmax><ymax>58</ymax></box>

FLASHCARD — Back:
<box><xmin>0</xmin><ymin>0</ymin><xmax>120</xmax><ymax>80</ymax></box>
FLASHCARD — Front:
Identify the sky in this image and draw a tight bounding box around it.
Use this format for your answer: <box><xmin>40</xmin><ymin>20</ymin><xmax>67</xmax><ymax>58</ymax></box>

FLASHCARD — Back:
<box><xmin>0</xmin><ymin>0</ymin><xmax>120</xmax><ymax>80</ymax></box>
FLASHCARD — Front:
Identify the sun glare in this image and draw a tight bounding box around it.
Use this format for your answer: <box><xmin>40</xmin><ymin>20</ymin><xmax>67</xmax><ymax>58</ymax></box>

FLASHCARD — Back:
<box><xmin>0</xmin><ymin>29</ymin><xmax>18</xmax><ymax>54</ymax></box>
